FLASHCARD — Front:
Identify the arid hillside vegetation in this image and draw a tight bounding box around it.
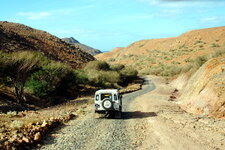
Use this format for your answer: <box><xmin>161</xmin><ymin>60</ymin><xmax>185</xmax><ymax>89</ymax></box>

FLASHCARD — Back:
<box><xmin>0</xmin><ymin>21</ymin><xmax>94</xmax><ymax>69</ymax></box>
<box><xmin>96</xmin><ymin>26</ymin><xmax>225</xmax><ymax>76</ymax></box>
<box><xmin>0</xmin><ymin>51</ymin><xmax>138</xmax><ymax>109</ymax></box>
<box><xmin>0</xmin><ymin>22</ymin><xmax>139</xmax><ymax>110</ymax></box>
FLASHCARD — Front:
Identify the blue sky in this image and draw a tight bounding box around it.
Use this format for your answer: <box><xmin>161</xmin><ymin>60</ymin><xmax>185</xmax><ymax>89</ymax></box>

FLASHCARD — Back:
<box><xmin>1</xmin><ymin>0</ymin><xmax>225</xmax><ymax>51</ymax></box>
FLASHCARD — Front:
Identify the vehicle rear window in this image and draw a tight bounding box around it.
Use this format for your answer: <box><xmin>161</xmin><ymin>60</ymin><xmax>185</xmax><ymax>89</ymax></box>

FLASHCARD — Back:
<box><xmin>101</xmin><ymin>93</ymin><xmax>112</xmax><ymax>100</ymax></box>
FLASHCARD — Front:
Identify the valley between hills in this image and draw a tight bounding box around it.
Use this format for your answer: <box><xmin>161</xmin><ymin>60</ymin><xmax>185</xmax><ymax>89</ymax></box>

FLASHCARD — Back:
<box><xmin>0</xmin><ymin>22</ymin><xmax>224</xmax><ymax>149</ymax></box>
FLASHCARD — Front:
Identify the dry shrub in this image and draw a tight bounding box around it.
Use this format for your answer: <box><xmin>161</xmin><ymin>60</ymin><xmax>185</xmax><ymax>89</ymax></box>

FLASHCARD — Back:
<box><xmin>10</xmin><ymin>120</ymin><xmax>24</xmax><ymax>130</ymax></box>
<box><xmin>6</xmin><ymin>111</ymin><xmax>17</xmax><ymax>117</ymax></box>
<box><xmin>86</xmin><ymin>70</ymin><xmax>120</xmax><ymax>87</ymax></box>
<box><xmin>210</xmin><ymin>49</ymin><xmax>225</xmax><ymax>58</ymax></box>
<box><xmin>145</xmin><ymin>48</ymin><xmax>225</xmax><ymax>77</ymax></box>
<box><xmin>84</xmin><ymin>61</ymin><xmax>138</xmax><ymax>87</ymax></box>
<box><xmin>84</xmin><ymin>60</ymin><xmax>110</xmax><ymax>71</ymax></box>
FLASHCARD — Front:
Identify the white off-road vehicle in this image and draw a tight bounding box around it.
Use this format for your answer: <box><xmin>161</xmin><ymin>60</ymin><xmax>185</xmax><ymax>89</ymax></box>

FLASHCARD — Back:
<box><xmin>94</xmin><ymin>89</ymin><xmax>122</xmax><ymax>118</ymax></box>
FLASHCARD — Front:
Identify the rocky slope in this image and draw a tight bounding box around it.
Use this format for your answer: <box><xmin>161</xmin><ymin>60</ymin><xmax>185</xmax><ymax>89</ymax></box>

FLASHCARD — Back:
<box><xmin>62</xmin><ymin>37</ymin><xmax>79</xmax><ymax>44</ymax></box>
<box><xmin>176</xmin><ymin>56</ymin><xmax>225</xmax><ymax>118</ymax></box>
<box><xmin>62</xmin><ymin>37</ymin><xmax>102</xmax><ymax>56</ymax></box>
<box><xmin>96</xmin><ymin>26</ymin><xmax>225</xmax><ymax>75</ymax></box>
<box><xmin>0</xmin><ymin>21</ymin><xmax>95</xmax><ymax>69</ymax></box>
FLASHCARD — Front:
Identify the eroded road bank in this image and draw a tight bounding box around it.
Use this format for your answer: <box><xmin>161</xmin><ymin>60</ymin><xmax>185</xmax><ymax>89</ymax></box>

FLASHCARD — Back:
<box><xmin>39</xmin><ymin>76</ymin><xmax>225</xmax><ymax>150</ymax></box>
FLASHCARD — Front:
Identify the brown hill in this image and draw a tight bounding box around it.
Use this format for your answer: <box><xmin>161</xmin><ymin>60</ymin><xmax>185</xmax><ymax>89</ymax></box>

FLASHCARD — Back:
<box><xmin>96</xmin><ymin>26</ymin><xmax>225</xmax><ymax>75</ymax></box>
<box><xmin>0</xmin><ymin>21</ymin><xmax>95</xmax><ymax>68</ymax></box>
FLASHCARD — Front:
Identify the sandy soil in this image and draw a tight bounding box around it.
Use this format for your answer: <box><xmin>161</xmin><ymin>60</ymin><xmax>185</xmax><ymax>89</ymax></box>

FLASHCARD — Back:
<box><xmin>133</xmin><ymin>76</ymin><xmax>224</xmax><ymax>150</ymax></box>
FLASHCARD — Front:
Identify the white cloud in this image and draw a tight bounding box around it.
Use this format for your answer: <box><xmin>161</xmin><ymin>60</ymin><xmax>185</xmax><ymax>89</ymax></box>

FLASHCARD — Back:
<box><xmin>138</xmin><ymin>0</ymin><xmax>190</xmax><ymax>7</ymax></box>
<box><xmin>138</xmin><ymin>0</ymin><xmax>225</xmax><ymax>8</ymax></box>
<box><xmin>200</xmin><ymin>16</ymin><xmax>225</xmax><ymax>24</ymax></box>
<box><xmin>17</xmin><ymin>12</ymin><xmax>51</xmax><ymax>20</ymax></box>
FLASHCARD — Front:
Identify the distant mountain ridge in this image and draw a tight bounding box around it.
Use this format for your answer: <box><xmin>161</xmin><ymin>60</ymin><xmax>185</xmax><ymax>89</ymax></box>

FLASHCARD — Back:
<box><xmin>62</xmin><ymin>37</ymin><xmax>102</xmax><ymax>56</ymax></box>
<box><xmin>0</xmin><ymin>21</ymin><xmax>94</xmax><ymax>68</ymax></box>
<box><xmin>63</xmin><ymin>37</ymin><xmax>79</xmax><ymax>44</ymax></box>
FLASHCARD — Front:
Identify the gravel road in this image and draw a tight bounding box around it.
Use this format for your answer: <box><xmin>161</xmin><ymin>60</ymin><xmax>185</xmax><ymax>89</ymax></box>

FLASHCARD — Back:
<box><xmin>39</xmin><ymin>77</ymin><xmax>225</xmax><ymax>150</ymax></box>
<box><xmin>39</xmin><ymin>78</ymin><xmax>155</xmax><ymax>150</ymax></box>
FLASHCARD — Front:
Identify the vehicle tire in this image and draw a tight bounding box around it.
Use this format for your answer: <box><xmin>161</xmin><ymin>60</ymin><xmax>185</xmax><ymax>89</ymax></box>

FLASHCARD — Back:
<box><xmin>102</xmin><ymin>98</ymin><xmax>113</xmax><ymax>110</ymax></box>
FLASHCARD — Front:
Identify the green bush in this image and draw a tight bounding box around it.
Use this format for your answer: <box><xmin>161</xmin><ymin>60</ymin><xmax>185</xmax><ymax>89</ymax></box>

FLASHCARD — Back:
<box><xmin>147</xmin><ymin>57</ymin><xmax>156</xmax><ymax>64</ymax></box>
<box><xmin>0</xmin><ymin>51</ymin><xmax>47</xmax><ymax>103</ymax></box>
<box><xmin>101</xmin><ymin>71</ymin><xmax>121</xmax><ymax>85</ymax></box>
<box><xmin>85</xmin><ymin>70</ymin><xmax>120</xmax><ymax>87</ymax></box>
<box><xmin>210</xmin><ymin>49</ymin><xmax>225</xmax><ymax>58</ymax></box>
<box><xmin>84</xmin><ymin>61</ymin><xmax>138</xmax><ymax>87</ymax></box>
<box><xmin>119</xmin><ymin>67</ymin><xmax>138</xmax><ymax>84</ymax></box>
<box><xmin>185</xmin><ymin>57</ymin><xmax>192</xmax><ymax>63</ymax></box>
<box><xmin>108</xmin><ymin>58</ymin><xmax>116</xmax><ymax>62</ymax></box>
<box><xmin>194</xmin><ymin>40</ymin><xmax>203</xmax><ymax>45</ymax></box>
<box><xmin>0</xmin><ymin>51</ymin><xmax>82</xmax><ymax>102</ymax></box>
<box><xmin>26</xmin><ymin>77</ymin><xmax>49</xmax><ymax>97</ymax></box>
<box><xmin>120</xmin><ymin>67</ymin><xmax>138</xmax><ymax>78</ymax></box>
<box><xmin>1</xmin><ymin>51</ymin><xmax>139</xmax><ymax>104</ymax></box>
<box><xmin>57</xmin><ymin>70</ymin><xmax>88</xmax><ymax>95</ymax></box>
<box><xmin>192</xmin><ymin>55</ymin><xmax>208</xmax><ymax>68</ymax></box>
<box><xmin>146</xmin><ymin>64</ymin><xmax>182</xmax><ymax>77</ymax></box>
<box><xmin>26</xmin><ymin>61</ymin><xmax>70</xmax><ymax>98</ymax></box>
<box><xmin>211</xmin><ymin>43</ymin><xmax>220</xmax><ymax>48</ymax></box>
<box><xmin>84</xmin><ymin>61</ymin><xmax>110</xmax><ymax>71</ymax></box>
<box><xmin>110</xmin><ymin>64</ymin><xmax>125</xmax><ymax>71</ymax></box>
<box><xmin>0</xmin><ymin>52</ymin><xmax>10</xmax><ymax>85</ymax></box>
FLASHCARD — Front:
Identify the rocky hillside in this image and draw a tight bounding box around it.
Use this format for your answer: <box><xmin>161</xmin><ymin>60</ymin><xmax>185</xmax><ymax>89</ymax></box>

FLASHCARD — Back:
<box><xmin>96</xmin><ymin>26</ymin><xmax>225</xmax><ymax>75</ymax></box>
<box><xmin>175</xmin><ymin>56</ymin><xmax>225</xmax><ymax>118</ymax></box>
<box><xmin>0</xmin><ymin>21</ymin><xmax>95</xmax><ymax>68</ymax></box>
<box><xmin>62</xmin><ymin>37</ymin><xmax>102</xmax><ymax>56</ymax></box>
<box><xmin>62</xmin><ymin>37</ymin><xmax>79</xmax><ymax>44</ymax></box>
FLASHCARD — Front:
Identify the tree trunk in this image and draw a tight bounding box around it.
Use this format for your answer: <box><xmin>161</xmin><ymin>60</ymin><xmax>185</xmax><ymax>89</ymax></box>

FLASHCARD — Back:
<box><xmin>15</xmin><ymin>84</ymin><xmax>24</xmax><ymax>104</ymax></box>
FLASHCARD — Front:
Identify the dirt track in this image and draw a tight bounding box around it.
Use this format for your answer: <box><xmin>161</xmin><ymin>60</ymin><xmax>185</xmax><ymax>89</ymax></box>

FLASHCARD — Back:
<box><xmin>39</xmin><ymin>76</ymin><xmax>225</xmax><ymax>150</ymax></box>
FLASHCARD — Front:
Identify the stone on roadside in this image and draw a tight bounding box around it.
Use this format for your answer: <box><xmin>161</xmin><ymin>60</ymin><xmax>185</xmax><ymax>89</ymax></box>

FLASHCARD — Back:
<box><xmin>34</xmin><ymin>132</ymin><xmax>41</xmax><ymax>141</ymax></box>
<box><xmin>22</xmin><ymin>137</ymin><xmax>29</xmax><ymax>143</ymax></box>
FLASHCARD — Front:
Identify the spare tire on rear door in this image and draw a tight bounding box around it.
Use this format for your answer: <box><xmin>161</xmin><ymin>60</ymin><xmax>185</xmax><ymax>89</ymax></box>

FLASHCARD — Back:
<box><xmin>102</xmin><ymin>98</ymin><xmax>113</xmax><ymax>110</ymax></box>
